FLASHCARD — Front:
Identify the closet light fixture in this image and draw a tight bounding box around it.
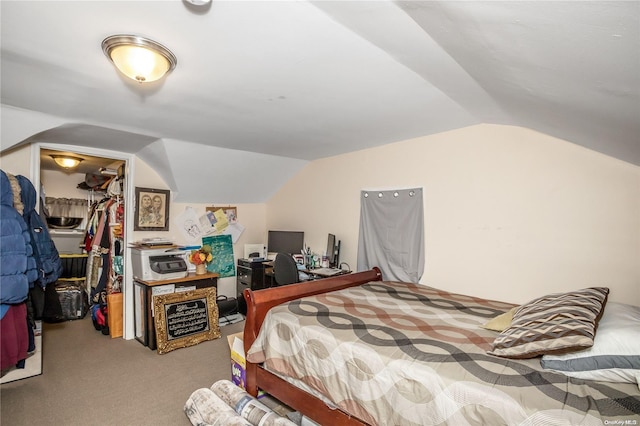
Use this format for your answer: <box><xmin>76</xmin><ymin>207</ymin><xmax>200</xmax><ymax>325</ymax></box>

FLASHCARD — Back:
<box><xmin>102</xmin><ymin>34</ymin><xmax>177</xmax><ymax>83</ymax></box>
<box><xmin>51</xmin><ymin>155</ymin><xmax>83</xmax><ymax>169</ymax></box>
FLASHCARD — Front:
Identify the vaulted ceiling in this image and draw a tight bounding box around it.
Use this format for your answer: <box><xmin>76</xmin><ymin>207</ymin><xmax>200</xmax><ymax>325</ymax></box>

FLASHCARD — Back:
<box><xmin>1</xmin><ymin>1</ymin><xmax>638</xmax><ymax>202</ymax></box>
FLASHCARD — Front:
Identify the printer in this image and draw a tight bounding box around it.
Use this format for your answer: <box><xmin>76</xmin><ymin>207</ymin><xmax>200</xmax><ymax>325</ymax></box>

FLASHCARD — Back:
<box><xmin>131</xmin><ymin>247</ymin><xmax>191</xmax><ymax>281</ymax></box>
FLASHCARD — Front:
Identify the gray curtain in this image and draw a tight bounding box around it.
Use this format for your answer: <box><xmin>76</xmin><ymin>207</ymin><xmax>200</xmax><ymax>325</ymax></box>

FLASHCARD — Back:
<box><xmin>357</xmin><ymin>188</ymin><xmax>424</xmax><ymax>282</ymax></box>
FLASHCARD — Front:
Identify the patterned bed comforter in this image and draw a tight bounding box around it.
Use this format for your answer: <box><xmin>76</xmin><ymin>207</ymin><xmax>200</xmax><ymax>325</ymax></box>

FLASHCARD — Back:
<box><xmin>247</xmin><ymin>281</ymin><xmax>640</xmax><ymax>425</ymax></box>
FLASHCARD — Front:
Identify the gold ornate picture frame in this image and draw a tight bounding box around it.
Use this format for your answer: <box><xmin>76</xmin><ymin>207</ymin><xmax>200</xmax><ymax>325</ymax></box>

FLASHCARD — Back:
<box><xmin>153</xmin><ymin>287</ymin><xmax>220</xmax><ymax>354</ymax></box>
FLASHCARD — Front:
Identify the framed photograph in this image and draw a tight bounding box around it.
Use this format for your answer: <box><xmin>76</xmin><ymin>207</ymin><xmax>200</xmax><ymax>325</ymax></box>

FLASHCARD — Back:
<box><xmin>134</xmin><ymin>187</ymin><xmax>170</xmax><ymax>231</ymax></box>
<box><xmin>206</xmin><ymin>206</ymin><xmax>237</xmax><ymax>224</ymax></box>
<box><xmin>153</xmin><ymin>287</ymin><xmax>220</xmax><ymax>354</ymax></box>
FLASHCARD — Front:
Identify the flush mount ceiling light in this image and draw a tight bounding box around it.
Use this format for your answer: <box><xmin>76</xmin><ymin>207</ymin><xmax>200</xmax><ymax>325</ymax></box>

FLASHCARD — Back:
<box><xmin>101</xmin><ymin>35</ymin><xmax>177</xmax><ymax>83</ymax></box>
<box><xmin>51</xmin><ymin>155</ymin><xmax>83</xmax><ymax>169</ymax></box>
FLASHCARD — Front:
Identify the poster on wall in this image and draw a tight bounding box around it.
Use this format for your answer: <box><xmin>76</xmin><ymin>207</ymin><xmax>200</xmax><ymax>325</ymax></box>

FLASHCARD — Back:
<box><xmin>202</xmin><ymin>234</ymin><xmax>235</xmax><ymax>278</ymax></box>
<box><xmin>174</xmin><ymin>206</ymin><xmax>206</xmax><ymax>243</ymax></box>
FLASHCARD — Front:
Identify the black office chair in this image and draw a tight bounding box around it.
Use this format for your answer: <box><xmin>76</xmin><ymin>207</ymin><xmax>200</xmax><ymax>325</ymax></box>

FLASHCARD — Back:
<box><xmin>274</xmin><ymin>253</ymin><xmax>300</xmax><ymax>286</ymax></box>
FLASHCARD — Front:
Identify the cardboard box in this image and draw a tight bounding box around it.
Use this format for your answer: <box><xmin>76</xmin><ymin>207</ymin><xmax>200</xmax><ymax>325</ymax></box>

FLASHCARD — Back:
<box><xmin>227</xmin><ymin>332</ymin><xmax>265</xmax><ymax>398</ymax></box>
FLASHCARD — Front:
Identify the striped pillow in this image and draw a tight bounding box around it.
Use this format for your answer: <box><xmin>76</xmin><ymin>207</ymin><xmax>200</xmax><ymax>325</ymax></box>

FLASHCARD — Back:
<box><xmin>488</xmin><ymin>287</ymin><xmax>609</xmax><ymax>359</ymax></box>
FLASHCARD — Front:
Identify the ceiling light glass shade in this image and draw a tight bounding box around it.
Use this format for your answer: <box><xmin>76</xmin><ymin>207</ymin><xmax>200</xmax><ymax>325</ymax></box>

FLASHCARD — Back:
<box><xmin>51</xmin><ymin>155</ymin><xmax>83</xmax><ymax>169</ymax></box>
<box><xmin>102</xmin><ymin>35</ymin><xmax>177</xmax><ymax>83</ymax></box>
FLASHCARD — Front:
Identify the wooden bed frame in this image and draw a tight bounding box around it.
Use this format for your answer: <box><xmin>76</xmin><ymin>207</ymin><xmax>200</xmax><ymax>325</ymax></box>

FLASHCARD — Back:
<box><xmin>243</xmin><ymin>267</ymin><xmax>382</xmax><ymax>425</ymax></box>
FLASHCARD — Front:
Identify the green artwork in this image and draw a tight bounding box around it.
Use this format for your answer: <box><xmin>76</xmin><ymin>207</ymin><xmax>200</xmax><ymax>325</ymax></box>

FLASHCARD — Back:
<box><xmin>202</xmin><ymin>234</ymin><xmax>236</xmax><ymax>278</ymax></box>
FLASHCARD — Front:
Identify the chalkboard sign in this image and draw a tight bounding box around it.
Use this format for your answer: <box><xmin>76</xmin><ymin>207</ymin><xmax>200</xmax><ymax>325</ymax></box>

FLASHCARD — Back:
<box><xmin>153</xmin><ymin>287</ymin><xmax>220</xmax><ymax>354</ymax></box>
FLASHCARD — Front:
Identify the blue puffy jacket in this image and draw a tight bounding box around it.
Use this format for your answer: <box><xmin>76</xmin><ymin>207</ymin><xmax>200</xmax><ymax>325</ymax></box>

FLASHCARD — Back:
<box><xmin>17</xmin><ymin>175</ymin><xmax>63</xmax><ymax>288</ymax></box>
<box><xmin>0</xmin><ymin>170</ymin><xmax>37</xmax><ymax>304</ymax></box>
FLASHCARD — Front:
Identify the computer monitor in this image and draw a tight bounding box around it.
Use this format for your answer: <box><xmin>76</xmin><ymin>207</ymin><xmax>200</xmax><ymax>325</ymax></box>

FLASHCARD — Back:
<box><xmin>267</xmin><ymin>230</ymin><xmax>304</xmax><ymax>255</ymax></box>
<box><xmin>326</xmin><ymin>233</ymin><xmax>339</xmax><ymax>267</ymax></box>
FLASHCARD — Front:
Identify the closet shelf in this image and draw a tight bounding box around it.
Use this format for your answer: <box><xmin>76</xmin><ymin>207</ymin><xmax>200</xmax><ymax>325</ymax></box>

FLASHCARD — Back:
<box><xmin>49</xmin><ymin>229</ymin><xmax>85</xmax><ymax>236</ymax></box>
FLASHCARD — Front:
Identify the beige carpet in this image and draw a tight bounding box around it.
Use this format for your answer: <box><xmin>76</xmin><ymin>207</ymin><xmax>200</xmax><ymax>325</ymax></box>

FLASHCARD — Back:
<box><xmin>1</xmin><ymin>315</ymin><xmax>245</xmax><ymax>425</ymax></box>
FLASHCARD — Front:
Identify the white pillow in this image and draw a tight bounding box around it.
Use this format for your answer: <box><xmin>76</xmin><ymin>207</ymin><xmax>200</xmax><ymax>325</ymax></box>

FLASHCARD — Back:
<box><xmin>541</xmin><ymin>301</ymin><xmax>640</xmax><ymax>385</ymax></box>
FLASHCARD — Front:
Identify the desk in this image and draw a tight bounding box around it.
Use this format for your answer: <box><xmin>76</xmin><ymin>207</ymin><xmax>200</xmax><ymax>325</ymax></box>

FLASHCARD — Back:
<box><xmin>134</xmin><ymin>272</ymin><xmax>218</xmax><ymax>350</ymax></box>
<box><xmin>304</xmin><ymin>268</ymin><xmax>351</xmax><ymax>279</ymax></box>
<box><xmin>237</xmin><ymin>259</ymin><xmax>270</xmax><ymax>315</ymax></box>
<box><xmin>266</xmin><ymin>263</ymin><xmax>350</xmax><ymax>286</ymax></box>
<box><xmin>263</xmin><ymin>264</ymin><xmax>275</xmax><ymax>288</ymax></box>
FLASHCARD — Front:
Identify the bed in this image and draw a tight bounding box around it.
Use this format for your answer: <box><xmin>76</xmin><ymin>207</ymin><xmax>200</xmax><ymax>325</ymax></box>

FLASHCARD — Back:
<box><xmin>242</xmin><ymin>268</ymin><xmax>640</xmax><ymax>425</ymax></box>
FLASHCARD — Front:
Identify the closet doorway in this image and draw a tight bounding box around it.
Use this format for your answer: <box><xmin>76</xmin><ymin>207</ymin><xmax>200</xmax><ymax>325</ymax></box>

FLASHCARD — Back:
<box><xmin>34</xmin><ymin>144</ymin><xmax>135</xmax><ymax>340</ymax></box>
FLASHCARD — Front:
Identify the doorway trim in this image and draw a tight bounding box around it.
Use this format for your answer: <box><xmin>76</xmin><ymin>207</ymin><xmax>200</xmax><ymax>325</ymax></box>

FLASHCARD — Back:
<box><xmin>32</xmin><ymin>143</ymin><xmax>137</xmax><ymax>340</ymax></box>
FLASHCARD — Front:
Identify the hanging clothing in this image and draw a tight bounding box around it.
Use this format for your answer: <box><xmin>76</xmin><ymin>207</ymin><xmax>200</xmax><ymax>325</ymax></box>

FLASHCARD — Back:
<box><xmin>0</xmin><ymin>170</ymin><xmax>37</xmax><ymax>304</ymax></box>
<box><xmin>86</xmin><ymin>198</ymin><xmax>112</xmax><ymax>299</ymax></box>
<box><xmin>85</xmin><ymin>197</ymin><xmax>124</xmax><ymax>301</ymax></box>
<box><xmin>17</xmin><ymin>175</ymin><xmax>63</xmax><ymax>289</ymax></box>
<box><xmin>81</xmin><ymin>177</ymin><xmax>124</xmax><ymax>336</ymax></box>
<box><xmin>0</xmin><ymin>303</ymin><xmax>29</xmax><ymax>371</ymax></box>
<box><xmin>17</xmin><ymin>176</ymin><xmax>64</xmax><ymax>324</ymax></box>
<box><xmin>0</xmin><ymin>170</ymin><xmax>37</xmax><ymax>371</ymax></box>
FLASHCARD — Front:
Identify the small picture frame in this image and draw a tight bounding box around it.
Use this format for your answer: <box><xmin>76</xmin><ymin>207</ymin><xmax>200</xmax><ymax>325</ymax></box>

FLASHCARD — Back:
<box><xmin>134</xmin><ymin>187</ymin><xmax>170</xmax><ymax>231</ymax></box>
<box><xmin>206</xmin><ymin>206</ymin><xmax>237</xmax><ymax>224</ymax></box>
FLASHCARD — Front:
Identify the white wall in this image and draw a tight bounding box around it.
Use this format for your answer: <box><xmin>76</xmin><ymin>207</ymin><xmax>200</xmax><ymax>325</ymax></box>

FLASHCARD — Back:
<box><xmin>0</xmin><ymin>143</ymin><xmax>33</xmax><ymax>177</ymax></box>
<box><xmin>41</xmin><ymin>169</ymin><xmax>89</xmax><ymax>199</ymax></box>
<box><xmin>267</xmin><ymin>124</ymin><xmax>640</xmax><ymax>306</ymax></box>
<box><xmin>132</xmin><ymin>160</ymin><xmax>267</xmax><ymax>298</ymax></box>
<box><xmin>3</xmin><ymin>123</ymin><xmax>638</xmax><ymax>314</ymax></box>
